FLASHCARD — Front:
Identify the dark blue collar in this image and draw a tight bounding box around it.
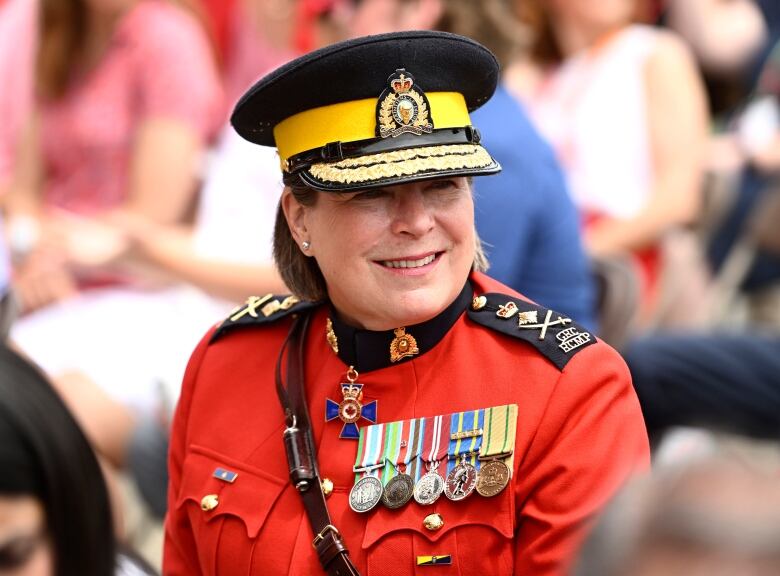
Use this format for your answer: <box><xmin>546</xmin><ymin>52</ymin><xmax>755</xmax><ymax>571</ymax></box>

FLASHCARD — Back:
<box><xmin>327</xmin><ymin>281</ymin><xmax>472</xmax><ymax>373</ymax></box>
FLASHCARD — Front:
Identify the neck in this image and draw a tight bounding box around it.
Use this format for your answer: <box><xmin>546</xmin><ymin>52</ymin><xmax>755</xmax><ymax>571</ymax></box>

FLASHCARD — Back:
<box><xmin>331</xmin><ymin>309</ymin><xmax>437</xmax><ymax>333</ymax></box>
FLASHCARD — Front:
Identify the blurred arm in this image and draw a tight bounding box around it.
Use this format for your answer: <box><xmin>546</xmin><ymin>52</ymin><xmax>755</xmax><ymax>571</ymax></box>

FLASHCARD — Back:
<box><xmin>121</xmin><ymin>118</ymin><xmax>204</xmax><ymax>225</ymax></box>
<box><xmin>4</xmin><ymin>115</ymin><xmax>79</xmax><ymax>311</ymax></box>
<box><xmin>121</xmin><ymin>216</ymin><xmax>287</xmax><ymax>301</ymax></box>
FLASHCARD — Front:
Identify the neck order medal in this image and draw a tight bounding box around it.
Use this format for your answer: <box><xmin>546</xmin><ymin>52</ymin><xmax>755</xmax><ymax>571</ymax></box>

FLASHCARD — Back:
<box><xmin>326</xmin><ymin>366</ymin><xmax>377</xmax><ymax>439</ymax></box>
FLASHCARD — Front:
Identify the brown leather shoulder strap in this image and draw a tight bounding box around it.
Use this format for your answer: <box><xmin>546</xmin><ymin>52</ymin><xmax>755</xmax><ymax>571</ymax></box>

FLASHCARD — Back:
<box><xmin>275</xmin><ymin>313</ymin><xmax>361</xmax><ymax>576</ymax></box>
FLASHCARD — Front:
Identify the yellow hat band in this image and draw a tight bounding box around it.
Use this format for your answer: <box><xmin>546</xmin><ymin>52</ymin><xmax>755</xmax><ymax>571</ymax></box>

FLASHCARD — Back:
<box><xmin>274</xmin><ymin>92</ymin><xmax>470</xmax><ymax>164</ymax></box>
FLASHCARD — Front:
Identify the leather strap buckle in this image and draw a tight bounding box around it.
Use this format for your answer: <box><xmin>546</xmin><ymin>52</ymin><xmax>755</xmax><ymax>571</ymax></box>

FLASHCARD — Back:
<box><xmin>312</xmin><ymin>524</ymin><xmax>342</xmax><ymax>548</ymax></box>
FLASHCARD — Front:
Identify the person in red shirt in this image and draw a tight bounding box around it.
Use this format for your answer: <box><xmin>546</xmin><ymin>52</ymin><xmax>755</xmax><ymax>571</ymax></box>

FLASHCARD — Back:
<box><xmin>164</xmin><ymin>31</ymin><xmax>649</xmax><ymax>576</ymax></box>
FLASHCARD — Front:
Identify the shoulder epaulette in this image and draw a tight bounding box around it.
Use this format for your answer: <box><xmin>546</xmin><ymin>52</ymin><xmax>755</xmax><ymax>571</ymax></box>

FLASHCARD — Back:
<box><xmin>467</xmin><ymin>292</ymin><xmax>595</xmax><ymax>370</ymax></box>
<box><xmin>210</xmin><ymin>294</ymin><xmax>321</xmax><ymax>343</ymax></box>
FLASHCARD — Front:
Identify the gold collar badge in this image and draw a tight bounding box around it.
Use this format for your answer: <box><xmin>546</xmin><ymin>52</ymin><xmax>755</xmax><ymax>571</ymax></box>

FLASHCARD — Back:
<box><xmin>326</xmin><ymin>318</ymin><xmax>339</xmax><ymax>354</ymax></box>
<box><xmin>377</xmin><ymin>69</ymin><xmax>434</xmax><ymax>138</ymax></box>
<box><xmin>390</xmin><ymin>327</ymin><xmax>419</xmax><ymax>362</ymax></box>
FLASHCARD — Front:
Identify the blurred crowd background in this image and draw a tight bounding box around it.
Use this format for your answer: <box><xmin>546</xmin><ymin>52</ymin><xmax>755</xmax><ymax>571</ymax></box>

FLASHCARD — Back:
<box><xmin>1</xmin><ymin>0</ymin><xmax>779</xmax><ymax>574</ymax></box>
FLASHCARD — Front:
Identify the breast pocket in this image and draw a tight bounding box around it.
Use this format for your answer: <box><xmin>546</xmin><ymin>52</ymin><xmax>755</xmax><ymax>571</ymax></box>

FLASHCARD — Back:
<box><xmin>361</xmin><ymin>485</ymin><xmax>515</xmax><ymax>575</ymax></box>
<box><xmin>175</xmin><ymin>444</ymin><xmax>288</xmax><ymax>571</ymax></box>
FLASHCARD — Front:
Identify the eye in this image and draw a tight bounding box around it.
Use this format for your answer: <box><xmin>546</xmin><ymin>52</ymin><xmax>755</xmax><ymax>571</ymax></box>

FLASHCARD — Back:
<box><xmin>0</xmin><ymin>534</ymin><xmax>42</xmax><ymax>570</ymax></box>
<box><xmin>351</xmin><ymin>188</ymin><xmax>389</xmax><ymax>201</ymax></box>
<box><xmin>425</xmin><ymin>179</ymin><xmax>458</xmax><ymax>191</ymax></box>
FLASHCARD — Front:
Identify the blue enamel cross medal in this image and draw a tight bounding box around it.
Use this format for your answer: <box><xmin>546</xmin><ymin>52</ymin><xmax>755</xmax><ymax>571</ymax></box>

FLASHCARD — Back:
<box><xmin>326</xmin><ymin>366</ymin><xmax>377</xmax><ymax>439</ymax></box>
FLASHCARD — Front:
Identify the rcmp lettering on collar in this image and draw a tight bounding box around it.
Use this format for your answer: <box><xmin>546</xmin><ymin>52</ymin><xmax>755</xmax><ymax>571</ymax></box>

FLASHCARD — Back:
<box><xmin>467</xmin><ymin>293</ymin><xmax>595</xmax><ymax>370</ymax></box>
<box><xmin>210</xmin><ymin>294</ymin><xmax>320</xmax><ymax>342</ymax></box>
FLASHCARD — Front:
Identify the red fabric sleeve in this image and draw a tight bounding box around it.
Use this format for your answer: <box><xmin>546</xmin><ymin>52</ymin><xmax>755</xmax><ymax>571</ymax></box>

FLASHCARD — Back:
<box><xmin>163</xmin><ymin>329</ymin><xmax>214</xmax><ymax>575</ymax></box>
<box><xmin>128</xmin><ymin>2</ymin><xmax>224</xmax><ymax>141</ymax></box>
<box><xmin>513</xmin><ymin>342</ymin><xmax>650</xmax><ymax>575</ymax></box>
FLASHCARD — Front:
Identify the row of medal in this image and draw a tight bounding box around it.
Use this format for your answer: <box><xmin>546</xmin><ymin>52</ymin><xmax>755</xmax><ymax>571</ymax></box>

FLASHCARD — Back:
<box><xmin>348</xmin><ymin>404</ymin><xmax>518</xmax><ymax>513</ymax></box>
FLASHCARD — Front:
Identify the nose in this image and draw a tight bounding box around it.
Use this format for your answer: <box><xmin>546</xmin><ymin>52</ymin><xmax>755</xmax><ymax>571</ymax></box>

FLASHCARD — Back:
<box><xmin>390</xmin><ymin>188</ymin><xmax>435</xmax><ymax>237</ymax></box>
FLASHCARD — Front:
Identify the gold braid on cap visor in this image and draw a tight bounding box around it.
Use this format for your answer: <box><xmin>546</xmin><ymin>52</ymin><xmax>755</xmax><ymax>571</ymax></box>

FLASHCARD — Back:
<box><xmin>308</xmin><ymin>144</ymin><xmax>494</xmax><ymax>184</ymax></box>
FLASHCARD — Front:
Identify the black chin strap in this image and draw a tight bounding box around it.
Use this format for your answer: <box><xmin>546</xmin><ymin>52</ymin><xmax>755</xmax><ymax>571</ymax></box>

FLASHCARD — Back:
<box><xmin>275</xmin><ymin>313</ymin><xmax>361</xmax><ymax>576</ymax></box>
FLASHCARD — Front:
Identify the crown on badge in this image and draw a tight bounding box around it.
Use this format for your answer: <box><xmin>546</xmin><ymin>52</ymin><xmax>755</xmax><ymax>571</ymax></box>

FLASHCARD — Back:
<box><xmin>391</xmin><ymin>74</ymin><xmax>413</xmax><ymax>93</ymax></box>
<box><xmin>342</xmin><ymin>384</ymin><xmax>363</xmax><ymax>402</ymax></box>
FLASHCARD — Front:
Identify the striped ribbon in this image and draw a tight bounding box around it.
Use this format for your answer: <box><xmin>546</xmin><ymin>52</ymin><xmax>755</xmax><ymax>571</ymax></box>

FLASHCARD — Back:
<box><xmin>479</xmin><ymin>404</ymin><xmax>518</xmax><ymax>474</ymax></box>
<box><xmin>353</xmin><ymin>422</ymin><xmax>386</xmax><ymax>484</ymax></box>
<box><xmin>407</xmin><ymin>417</ymin><xmax>426</xmax><ymax>483</ymax></box>
<box><xmin>446</xmin><ymin>409</ymin><xmax>485</xmax><ymax>474</ymax></box>
<box><xmin>420</xmin><ymin>414</ymin><xmax>451</xmax><ymax>475</ymax></box>
<box><xmin>379</xmin><ymin>419</ymin><xmax>405</xmax><ymax>485</ymax></box>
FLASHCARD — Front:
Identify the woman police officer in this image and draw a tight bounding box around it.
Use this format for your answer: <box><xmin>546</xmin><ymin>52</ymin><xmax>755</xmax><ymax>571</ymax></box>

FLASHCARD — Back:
<box><xmin>163</xmin><ymin>31</ymin><xmax>649</xmax><ymax>576</ymax></box>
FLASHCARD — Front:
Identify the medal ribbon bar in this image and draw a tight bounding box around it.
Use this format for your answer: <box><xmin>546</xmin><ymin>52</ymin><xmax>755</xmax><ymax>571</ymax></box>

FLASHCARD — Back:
<box><xmin>421</xmin><ymin>414</ymin><xmax>452</xmax><ymax>474</ymax></box>
<box><xmin>479</xmin><ymin>405</ymin><xmax>518</xmax><ymax>472</ymax></box>
<box><xmin>404</xmin><ymin>417</ymin><xmax>425</xmax><ymax>484</ymax></box>
<box><xmin>353</xmin><ymin>422</ymin><xmax>386</xmax><ymax>482</ymax></box>
<box><xmin>379</xmin><ymin>420</ymin><xmax>406</xmax><ymax>485</ymax></box>
<box><xmin>446</xmin><ymin>409</ymin><xmax>485</xmax><ymax>475</ymax></box>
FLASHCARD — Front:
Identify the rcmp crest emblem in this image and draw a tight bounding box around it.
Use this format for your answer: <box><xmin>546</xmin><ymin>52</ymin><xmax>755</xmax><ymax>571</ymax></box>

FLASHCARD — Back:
<box><xmin>376</xmin><ymin>69</ymin><xmax>434</xmax><ymax>138</ymax></box>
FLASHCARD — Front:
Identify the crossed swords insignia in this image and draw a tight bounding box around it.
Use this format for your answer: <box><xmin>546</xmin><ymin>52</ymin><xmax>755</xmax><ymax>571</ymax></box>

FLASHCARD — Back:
<box><xmin>496</xmin><ymin>302</ymin><xmax>571</xmax><ymax>340</ymax></box>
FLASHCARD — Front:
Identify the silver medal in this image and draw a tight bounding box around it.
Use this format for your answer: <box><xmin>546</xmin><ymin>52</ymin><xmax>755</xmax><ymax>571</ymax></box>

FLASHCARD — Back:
<box><xmin>381</xmin><ymin>473</ymin><xmax>414</xmax><ymax>509</ymax></box>
<box><xmin>413</xmin><ymin>470</ymin><xmax>444</xmax><ymax>505</ymax></box>
<box><xmin>349</xmin><ymin>476</ymin><xmax>383</xmax><ymax>513</ymax></box>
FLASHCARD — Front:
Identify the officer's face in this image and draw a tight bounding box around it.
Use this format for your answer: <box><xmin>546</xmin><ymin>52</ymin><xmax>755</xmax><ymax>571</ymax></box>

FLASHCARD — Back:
<box><xmin>288</xmin><ymin>177</ymin><xmax>475</xmax><ymax>330</ymax></box>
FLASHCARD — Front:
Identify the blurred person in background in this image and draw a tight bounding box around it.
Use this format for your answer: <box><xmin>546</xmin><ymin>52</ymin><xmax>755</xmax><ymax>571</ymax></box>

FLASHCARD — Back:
<box><xmin>344</xmin><ymin>0</ymin><xmax>597</xmax><ymax>329</ymax></box>
<box><xmin>508</xmin><ymin>0</ymin><xmax>709</xmax><ymax>327</ymax></box>
<box><xmin>0</xmin><ymin>344</ymin><xmax>156</xmax><ymax>575</ymax></box>
<box><xmin>3</xmin><ymin>0</ymin><xmax>223</xmax><ymax>451</ymax></box>
<box><xmin>573</xmin><ymin>436</ymin><xmax>780</xmax><ymax>576</ymax></box>
<box><xmin>698</xmin><ymin>32</ymin><xmax>780</xmax><ymax>323</ymax></box>
<box><xmin>4</xmin><ymin>0</ymin><xmax>223</xmax><ymax>313</ymax></box>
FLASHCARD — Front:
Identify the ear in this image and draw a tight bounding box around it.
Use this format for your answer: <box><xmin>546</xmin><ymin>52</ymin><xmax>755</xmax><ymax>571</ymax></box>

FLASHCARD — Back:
<box><xmin>281</xmin><ymin>188</ymin><xmax>309</xmax><ymax>248</ymax></box>
<box><xmin>400</xmin><ymin>0</ymin><xmax>443</xmax><ymax>30</ymax></box>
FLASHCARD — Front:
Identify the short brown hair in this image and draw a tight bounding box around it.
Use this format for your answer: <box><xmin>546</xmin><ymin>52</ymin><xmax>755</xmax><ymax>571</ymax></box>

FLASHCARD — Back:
<box><xmin>273</xmin><ymin>175</ymin><xmax>488</xmax><ymax>301</ymax></box>
<box><xmin>436</xmin><ymin>0</ymin><xmax>528</xmax><ymax>67</ymax></box>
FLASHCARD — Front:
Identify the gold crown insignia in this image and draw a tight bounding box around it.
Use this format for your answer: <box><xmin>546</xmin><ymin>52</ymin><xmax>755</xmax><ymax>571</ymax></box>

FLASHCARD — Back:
<box><xmin>342</xmin><ymin>384</ymin><xmax>363</xmax><ymax>402</ymax></box>
<box><xmin>391</xmin><ymin>74</ymin><xmax>413</xmax><ymax>93</ymax></box>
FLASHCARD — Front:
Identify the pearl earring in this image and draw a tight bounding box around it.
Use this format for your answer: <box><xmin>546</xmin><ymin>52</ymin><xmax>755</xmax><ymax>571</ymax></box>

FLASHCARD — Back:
<box><xmin>301</xmin><ymin>241</ymin><xmax>311</xmax><ymax>251</ymax></box>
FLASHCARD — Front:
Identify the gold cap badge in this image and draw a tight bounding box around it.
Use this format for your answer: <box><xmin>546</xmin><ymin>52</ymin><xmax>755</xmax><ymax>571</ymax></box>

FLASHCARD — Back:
<box><xmin>377</xmin><ymin>69</ymin><xmax>434</xmax><ymax>138</ymax></box>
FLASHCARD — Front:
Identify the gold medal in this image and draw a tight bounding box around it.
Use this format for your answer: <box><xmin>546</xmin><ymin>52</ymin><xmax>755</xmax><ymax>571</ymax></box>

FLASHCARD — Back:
<box><xmin>475</xmin><ymin>459</ymin><xmax>510</xmax><ymax>497</ymax></box>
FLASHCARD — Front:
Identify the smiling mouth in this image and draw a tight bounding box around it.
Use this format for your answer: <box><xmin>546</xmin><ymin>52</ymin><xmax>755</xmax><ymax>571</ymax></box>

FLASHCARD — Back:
<box><xmin>379</xmin><ymin>253</ymin><xmax>439</xmax><ymax>269</ymax></box>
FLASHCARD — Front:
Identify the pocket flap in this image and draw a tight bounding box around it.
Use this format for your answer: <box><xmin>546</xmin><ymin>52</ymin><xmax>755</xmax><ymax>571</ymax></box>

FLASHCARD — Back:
<box><xmin>175</xmin><ymin>444</ymin><xmax>288</xmax><ymax>538</ymax></box>
<box><xmin>362</xmin><ymin>488</ymin><xmax>514</xmax><ymax>549</ymax></box>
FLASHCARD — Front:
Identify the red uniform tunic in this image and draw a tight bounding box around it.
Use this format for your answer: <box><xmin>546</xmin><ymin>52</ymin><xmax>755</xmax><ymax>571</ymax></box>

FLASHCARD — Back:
<box><xmin>164</xmin><ymin>273</ymin><xmax>649</xmax><ymax>575</ymax></box>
